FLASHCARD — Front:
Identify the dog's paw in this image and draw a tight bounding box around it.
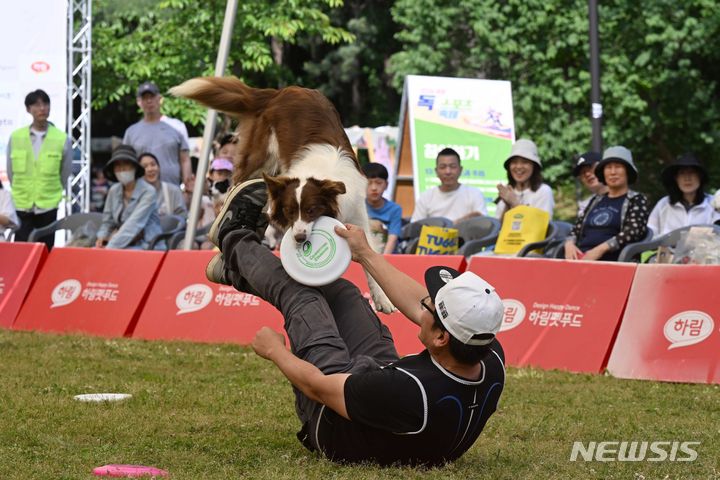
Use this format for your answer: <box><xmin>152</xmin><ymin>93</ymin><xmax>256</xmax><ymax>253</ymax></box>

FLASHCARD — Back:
<box><xmin>371</xmin><ymin>289</ymin><xmax>396</xmax><ymax>314</ymax></box>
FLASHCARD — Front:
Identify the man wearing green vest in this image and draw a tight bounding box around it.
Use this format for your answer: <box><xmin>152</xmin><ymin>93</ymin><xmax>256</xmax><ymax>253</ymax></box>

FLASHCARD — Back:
<box><xmin>6</xmin><ymin>89</ymin><xmax>72</xmax><ymax>247</ymax></box>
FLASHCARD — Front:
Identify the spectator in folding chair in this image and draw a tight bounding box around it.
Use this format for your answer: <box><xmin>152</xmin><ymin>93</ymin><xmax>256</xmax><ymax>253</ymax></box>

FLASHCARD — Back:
<box><xmin>95</xmin><ymin>145</ymin><xmax>164</xmax><ymax>250</ymax></box>
<box><xmin>207</xmin><ymin>158</ymin><xmax>234</xmax><ymax>214</ymax></box>
<box><xmin>214</xmin><ymin>132</ymin><xmax>237</xmax><ymax>167</ymax></box>
<box><xmin>564</xmin><ymin>146</ymin><xmax>649</xmax><ymax>261</ymax></box>
<box><xmin>411</xmin><ymin>148</ymin><xmax>487</xmax><ymax>223</ymax></box>
<box><xmin>647</xmin><ymin>153</ymin><xmax>719</xmax><ymax>237</ymax></box>
<box><xmin>362</xmin><ymin>162</ymin><xmax>403</xmax><ymax>254</ymax></box>
<box><xmin>139</xmin><ymin>152</ymin><xmax>188</xmax><ymax>217</ymax></box>
<box><xmin>0</xmin><ymin>181</ymin><xmax>21</xmax><ymax>241</ymax></box>
<box><xmin>182</xmin><ymin>159</ymin><xmax>216</xmax><ymax>232</ymax></box>
<box><xmin>495</xmin><ymin>138</ymin><xmax>554</xmax><ymax>221</ymax></box>
<box><xmin>571</xmin><ymin>151</ymin><xmax>607</xmax><ymax>217</ymax></box>
<box><xmin>90</xmin><ymin>166</ymin><xmax>111</xmax><ymax>213</ymax></box>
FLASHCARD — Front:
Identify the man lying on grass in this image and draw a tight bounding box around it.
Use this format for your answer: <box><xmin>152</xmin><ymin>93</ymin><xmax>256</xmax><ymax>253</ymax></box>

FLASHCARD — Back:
<box><xmin>205</xmin><ymin>179</ymin><xmax>506</xmax><ymax>467</ymax></box>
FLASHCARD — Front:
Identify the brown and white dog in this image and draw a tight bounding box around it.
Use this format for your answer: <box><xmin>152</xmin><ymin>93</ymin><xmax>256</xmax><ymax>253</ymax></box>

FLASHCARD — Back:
<box><xmin>170</xmin><ymin>76</ymin><xmax>394</xmax><ymax>313</ymax></box>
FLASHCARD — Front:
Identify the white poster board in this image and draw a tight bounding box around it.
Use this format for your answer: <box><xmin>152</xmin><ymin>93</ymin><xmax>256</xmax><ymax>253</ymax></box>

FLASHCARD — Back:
<box><xmin>0</xmin><ymin>0</ymin><xmax>68</xmax><ymax>185</ymax></box>
<box><xmin>403</xmin><ymin>75</ymin><xmax>515</xmax><ymax>215</ymax></box>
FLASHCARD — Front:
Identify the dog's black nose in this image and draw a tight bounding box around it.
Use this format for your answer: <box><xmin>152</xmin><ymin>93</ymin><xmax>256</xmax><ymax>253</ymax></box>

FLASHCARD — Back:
<box><xmin>294</xmin><ymin>233</ymin><xmax>307</xmax><ymax>243</ymax></box>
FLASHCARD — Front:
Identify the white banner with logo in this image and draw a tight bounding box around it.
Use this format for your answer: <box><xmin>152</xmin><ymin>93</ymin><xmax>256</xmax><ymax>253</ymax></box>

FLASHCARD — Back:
<box><xmin>403</xmin><ymin>75</ymin><xmax>515</xmax><ymax>215</ymax></box>
<box><xmin>0</xmin><ymin>0</ymin><xmax>68</xmax><ymax>184</ymax></box>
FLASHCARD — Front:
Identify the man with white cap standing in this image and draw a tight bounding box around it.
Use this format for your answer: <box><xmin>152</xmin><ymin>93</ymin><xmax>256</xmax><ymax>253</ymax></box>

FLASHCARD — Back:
<box><xmin>205</xmin><ymin>179</ymin><xmax>506</xmax><ymax>466</ymax></box>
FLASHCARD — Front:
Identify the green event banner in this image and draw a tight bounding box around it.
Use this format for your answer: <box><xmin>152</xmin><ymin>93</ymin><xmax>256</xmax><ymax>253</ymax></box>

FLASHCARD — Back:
<box><xmin>405</xmin><ymin>75</ymin><xmax>515</xmax><ymax>215</ymax></box>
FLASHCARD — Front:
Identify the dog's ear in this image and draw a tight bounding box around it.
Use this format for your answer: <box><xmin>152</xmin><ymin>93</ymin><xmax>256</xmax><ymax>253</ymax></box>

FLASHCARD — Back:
<box><xmin>264</xmin><ymin>174</ymin><xmax>301</xmax><ymax>200</ymax></box>
<box><xmin>307</xmin><ymin>178</ymin><xmax>346</xmax><ymax>196</ymax></box>
<box><xmin>263</xmin><ymin>173</ymin><xmax>285</xmax><ymax>198</ymax></box>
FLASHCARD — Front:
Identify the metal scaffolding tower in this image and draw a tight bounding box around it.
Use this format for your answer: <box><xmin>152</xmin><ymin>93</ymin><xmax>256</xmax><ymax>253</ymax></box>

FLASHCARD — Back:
<box><xmin>66</xmin><ymin>0</ymin><xmax>92</xmax><ymax>214</ymax></box>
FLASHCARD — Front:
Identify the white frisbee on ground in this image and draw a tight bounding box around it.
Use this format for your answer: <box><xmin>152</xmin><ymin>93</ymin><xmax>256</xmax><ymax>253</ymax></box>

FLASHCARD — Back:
<box><xmin>280</xmin><ymin>216</ymin><xmax>351</xmax><ymax>287</ymax></box>
<box><xmin>74</xmin><ymin>393</ymin><xmax>132</xmax><ymax>403</ymax></box>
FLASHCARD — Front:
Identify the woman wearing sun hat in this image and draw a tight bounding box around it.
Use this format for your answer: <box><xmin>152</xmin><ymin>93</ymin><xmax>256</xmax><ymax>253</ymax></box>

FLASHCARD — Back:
<box><xmin>495</xmin><ymin>138</ymin><xmax>554</xmax><ymax>220</ymax></box>
<box><xmin>95</xmin><ymin>144</ymin><xmax>164</xmax><ymax>249</ymax></box>
<box><xmin>564</xmin><ymin>145</ymin><xmax>649</xmax><ymax>261</ymax></box>
<box><xmin>647</xmin><ymin>153</ymin><xmax>719</xmax><ymax>237</ymax></box>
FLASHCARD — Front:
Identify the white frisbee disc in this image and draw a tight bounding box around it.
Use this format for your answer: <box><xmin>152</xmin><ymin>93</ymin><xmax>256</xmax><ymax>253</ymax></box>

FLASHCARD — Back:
<box><xmin>74</xmin><ymin>393</ymin><xmax>132</xmax><ymax>403</ymax></box>
<box><xmin>280</xmin><ymin>216</ymin><xmax>351</xmax><ymax>286</ymax></box>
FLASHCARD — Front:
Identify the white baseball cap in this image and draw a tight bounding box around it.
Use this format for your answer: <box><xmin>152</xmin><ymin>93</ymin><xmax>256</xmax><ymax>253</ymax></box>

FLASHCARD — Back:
<box><xmin>425</xmin><ymin>267</ymin><xmax>503</xmax><ymax>346</ymax></box>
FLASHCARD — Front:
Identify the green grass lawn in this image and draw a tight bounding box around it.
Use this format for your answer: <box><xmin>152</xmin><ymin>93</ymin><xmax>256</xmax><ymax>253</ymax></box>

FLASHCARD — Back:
<box><xmin>1</xmin><ymin>329</ymin><xmax>718</xmax><ymax>479</ymax></box>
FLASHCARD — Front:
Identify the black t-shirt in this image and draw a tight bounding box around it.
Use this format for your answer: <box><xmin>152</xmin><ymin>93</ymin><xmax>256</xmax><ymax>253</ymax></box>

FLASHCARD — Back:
<box><xmin>344</xmin><ymin>367</ymin><xmax>424</xmax><ymax>433</ymax></box>
<box><xmin>311</xmin><ymin>342</ymin><xmax>505</xmax><ymax>466</ymax></box>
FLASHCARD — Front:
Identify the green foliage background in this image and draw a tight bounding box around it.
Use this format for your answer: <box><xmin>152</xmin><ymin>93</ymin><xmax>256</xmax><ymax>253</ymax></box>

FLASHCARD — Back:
<box><xmin>93</xmin><ymin>0</ymin><xmax>720</xmax><ymax>201</ymax></box>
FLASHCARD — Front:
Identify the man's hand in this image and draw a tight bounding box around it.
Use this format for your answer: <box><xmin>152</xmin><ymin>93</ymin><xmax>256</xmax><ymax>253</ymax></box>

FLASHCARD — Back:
<box><xmin>95</xmin><ymin>238</ymin><xmax>106</xmax><ymax>248</ymax></box>
<box><xmin>335</xmin><ymin>223</ymin><xmax>375</xmax><ymax>263</ymax></box>
<box><xmin>251</xmin><ymin>327</ymin><xmax>286</xmax><ymax>360</ymax></box>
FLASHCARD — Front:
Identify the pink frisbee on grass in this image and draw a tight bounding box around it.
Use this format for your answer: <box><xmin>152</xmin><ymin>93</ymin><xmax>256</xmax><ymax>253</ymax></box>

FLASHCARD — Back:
<box><xmin>92</xmin><ymin>464</ymin><xmax>168</xmax><ymax>477</ymax></box>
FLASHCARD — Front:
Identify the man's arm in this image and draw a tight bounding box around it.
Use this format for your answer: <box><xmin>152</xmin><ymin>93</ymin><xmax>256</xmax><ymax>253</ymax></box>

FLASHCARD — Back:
<box><xmin>60</xmin><ymin>138</ymin><xmax>73</xmax><ymax>189</ymax></box>
<box><xmin>179</xmin><ymin>150</ymin><xmax>192</xmax><ymax>186</ymax></box>
<box><xmin>336</xmin><ymin>224</ymin><xmax>427</xmax><ymax>326</ymax></box>
<box><xmin>6</xmin><ymin>138</ymin><xmax>12</xmax><ymax>183</ymax></box>
<box><xmin>454</xmin><ymin>211</ymin><xmax>482</xmax><ymax>223</ymax></box>
<box><xmin>252</xmin><ymin>327</ymin><xmax>350</xmax><ymax>419</ymax></box>
<box><xmin>382</xmin><ymin>202</ymin><xmax>403</xmax><ymax>254</ymax></box>
<box><xmin>410</xmin><ymin>191</ymin><xmax>429</xmax><ymax>222</ymax></box>
<box><xmin>465</xmin><ymin>186</ymin><xmax>489</xmax><ymax>218</ymax></box>
<box><xmin>383</xmin><ymin>234</ymin><xmax>398</xmax><ymax>254</ymax></box>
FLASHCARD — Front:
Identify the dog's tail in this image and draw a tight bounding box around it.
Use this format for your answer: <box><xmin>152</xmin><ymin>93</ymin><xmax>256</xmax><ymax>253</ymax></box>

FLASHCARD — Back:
<box><xmin>169</xmin><ymin>76</ymin><xmax>277</xmax><ymax>116</ymax></box>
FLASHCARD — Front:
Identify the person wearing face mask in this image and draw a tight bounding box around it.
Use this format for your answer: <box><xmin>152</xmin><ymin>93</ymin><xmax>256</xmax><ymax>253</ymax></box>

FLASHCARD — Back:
<box><xmin>647</xmin><ymin>153</ymin><xmax>719</xmax><ymax>237</ymax></box>
<box><xmin>95</xmin><ymin>145</ymin><xmax>163</xmax><ymax>249</ymax></box>
<box><xmin>571</xmin><ymin>151</ymin><xmax>608</xmax><ymax>217</ymax></box>
<box><xmin>564</xmin><ymin>146</ymin><xmax>649</xmax><ymax>261</ymax></box>
<box><xmin>495</xmin><ymin>139</ymin><xmax>554</xmax><ymax>221</ymax></box>
<box><xmin>139</xmin><ymin>152</ymin><xmax>187</xmax><ymax>217</ymax></box>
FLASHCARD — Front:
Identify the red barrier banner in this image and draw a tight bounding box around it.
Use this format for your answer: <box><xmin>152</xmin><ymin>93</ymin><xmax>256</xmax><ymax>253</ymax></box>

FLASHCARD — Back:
<box><xmin>0</xmin><ymin>243</ymin><xmax>47</xmax><ymax>328</ymax></box>
<box><xmin>466</xmin><ymin>257</ymin><xmax>636</xmax><ymax>373</ymax></box>
<box><xmin>607</xmin><ymin>264</ymin><xmax>720</xmax><ymax>384</ymax></box>
<box><xmin>13</xmin><ymin>248</ymin><xmax>164</xmax><ymax>337</ymax></box>
<box><xmin>341</xmin><ymin>255</ymin><xmax>466</xmax><ymax>356</ymax></box>
<box><xmin>132</xmin><ymin>251</ymin><xmax>285</xmax><ymax>344</ymax></box>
